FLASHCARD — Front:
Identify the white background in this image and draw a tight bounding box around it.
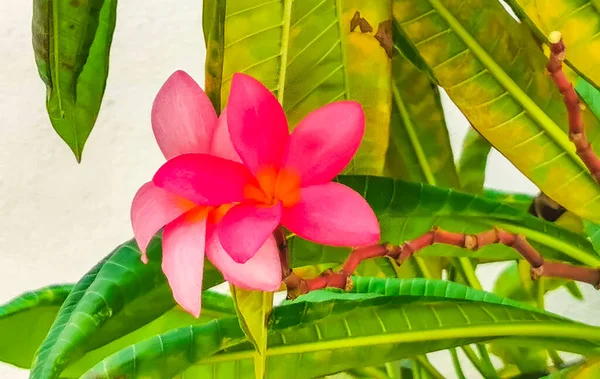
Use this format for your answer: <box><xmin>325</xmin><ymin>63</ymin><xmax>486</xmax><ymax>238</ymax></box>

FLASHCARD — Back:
<box><xmin>1</xmin><ymin>1</ymin><xmax>598</xmax><ymax>378</ymax></box>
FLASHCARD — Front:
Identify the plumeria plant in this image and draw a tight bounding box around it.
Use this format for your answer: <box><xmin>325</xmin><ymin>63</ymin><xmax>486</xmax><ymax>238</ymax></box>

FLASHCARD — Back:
<box><xmin>4</xmin><ymin>1</ymin><xmax>600</xmax><ymax>378</ymax></box>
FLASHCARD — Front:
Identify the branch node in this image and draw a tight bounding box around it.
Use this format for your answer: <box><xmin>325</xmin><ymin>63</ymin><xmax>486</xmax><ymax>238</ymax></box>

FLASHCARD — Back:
<box><xmin>530</xmin><ymin>265</ymin><xmax>544</xmax><ymax>280</ymax></box>
<box><xmin>464</xmin><ymin>234</ymin><xmax>478</xmax><ymax>250</ymax></box>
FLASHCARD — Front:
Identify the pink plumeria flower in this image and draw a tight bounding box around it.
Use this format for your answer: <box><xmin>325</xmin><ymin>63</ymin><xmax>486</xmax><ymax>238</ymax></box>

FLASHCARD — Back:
<box><xmin>130</xmin><ymin>71</ymin><xmax>282</xmax><ymax>317</ymax></box>
<box><xmin>153</xmin><ymin>73</ymin><xmax>381</xmax><ymax>264</ymax></box>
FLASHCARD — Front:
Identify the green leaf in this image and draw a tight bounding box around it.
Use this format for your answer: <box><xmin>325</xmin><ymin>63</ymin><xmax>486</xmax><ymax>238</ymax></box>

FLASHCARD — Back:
<box><xmin>457</xmin><ymin>128</ymin><xmax>492</xmax><ymax>193</ymax></box>
<box><xmin>505</xmin><ymin>0</ymin><xmax>600</xmax><ymax>89</ymax></box>
<box><xmin>62</xmin><ymin>291</ymin><xmax>236</xmax><ymax>378</ymax></box>
<box><xmin>0</xmin><ymin>284</ymin><xmax>72</xmax><ymax>368</ymax></box>
<box><xmin>81</xmin><ymin>278</ymin><xmax>600</xmax><ymax>378</ymax></box>
<box><xmin>385</xmin><ymin>28</ymin><xmax>459</xmax><ymax>188</ymax></box>
<box><xmin>289</xmin><ymin>176</ymin><xmax>600</xmax><ymax>268</ymax></box>
<box><xmin>32</xmin><ymin>0</ymin><xmax>117</xmax><ymax>162</ymax></box>
<box><xmin>393</xmin><ymin>0</ymin><xmax>600</xmax><ymax>223</ymax></box>
<box><xmin>576</xmin><ymin>77</ymin><xmax>600</xmax><ymax>119</ymax></box>
<box><xmin>584</xmin><ymin>220</ymin><xmax>600</xmax><ymax>254</ymax></box>
<box><xmin>543</xmin><ymin>358</ymin><xmax>600</xmax><ymax>378</ymax></box>
<box><xmin>230</xmin><ymin>286</ymin><xmax>273</xmax><ymax>379</ymax></box>
<box><xmin>29</xmin><ymin>235</ymin><xmax>224</xmax><ymax>379</ymax></box>
<box><xmin>217</xmin><ymin>0</ymin><xmax>392</xmax><ymax>175</ymax></box>
<box><xmin>203</xmin><ymin>0</ymin><xmax>226</xmax><ymax>112</ymax></box>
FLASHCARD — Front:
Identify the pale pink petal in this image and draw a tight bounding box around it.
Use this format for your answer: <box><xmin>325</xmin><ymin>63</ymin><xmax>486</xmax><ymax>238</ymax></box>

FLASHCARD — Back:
<box><xmin>152</xmin><ymin>70</ymin><xmax>218</xmax><ymax>159</ymax></box>
<box><xmin>281</xmin><ymin>101</ymin><xmax>365</xmax><ymax>186</ymax></box>
<box><xmin>218</xmin><ymin>202</ymin><xmax>283</xmax><ymax>264</ymax></box>
<box><xmin>210</xmin><ymin>108</ymin><xmax>241</xmax><ymax>163</ymax></box>
<box><xmin>226</xmin><ymin>73</ymin><xmax>289</xmax><ymax>175</ymax></box>
<box><xmin>130</xmin><ymin>182</ymin><xmax>196</xmax><ymax>262</ymax></box>
<box><xmin>281</xmin><ymin>182</ymin><xmax>380</xmax><ymax>246</ymax></box>
<box><xmin>153</xmin><ymin>153</ymin><xmax>257</xmax><ymax>206</ymax></box>
<box><xmin>162</xmin><ymin>212</ymin><xmax>208</xmax><ymax>317</ymax></box>
<box><xmin>206</xmin><ymin>225</ymin><xmax>282</xmax><ymax>291</ymax></box>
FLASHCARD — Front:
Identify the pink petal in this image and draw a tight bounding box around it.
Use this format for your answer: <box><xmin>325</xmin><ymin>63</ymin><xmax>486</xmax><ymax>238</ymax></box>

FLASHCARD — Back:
<box><xmin>153</xmin><ymin>153</ymin><xmax>257</xmax><ymax>206</ymax></box>
<box><xmin>281</xmin><ymin>182</ymin><xmax>380</xmax><ymax>246</ymax></box>
<box><xmin>206</xmin><ymin>225</ymin><xmax>282</xmax><ymax>291</ymax></box>
<box><xmin>218</xmin><ymin>202</ymin><xmax>283</xmax><ymax>264</ymax></box>
<box><xmin>152</xmin><ymin>70</ymin><xmax>218</xmax><ymax>159</ymax></box>
<box><xmin>210</xmin><ymin>108</ymin><xmax>242</xmax><ymax>163</ymax></box>
<box><xmin>226</xmin><ymin>73</ymin><xmax>289</xmax><ymax>175</ymax></box>
<box><xmin>162</xmin><ymin>211</ymin><xmax>208</xmax><ymax>317</ymax></box>
<box><xmin>130</xmin><ymin>182</ymin><xmax>196</xmax><ymax>262</ymax></box>
<box><xmin>282</xmin><ymin>101</ymin><xmax>365</xmax><ymax>186</ymax></box>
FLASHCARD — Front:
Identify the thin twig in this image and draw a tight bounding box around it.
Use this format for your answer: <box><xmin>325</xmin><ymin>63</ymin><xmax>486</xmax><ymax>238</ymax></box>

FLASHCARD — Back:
<box><xmin>547</xmin><ymin>31</ymin><xmax>600</xmax><ymax>183</ymax></box>
<box><xmin>284</xmin><ymin>227</ymin><xmax>600</xmax><ymax>298</ymax></box>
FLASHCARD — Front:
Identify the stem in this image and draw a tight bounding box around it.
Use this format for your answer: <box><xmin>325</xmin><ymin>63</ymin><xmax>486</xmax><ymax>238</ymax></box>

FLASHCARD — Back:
<box><xmin>414</xmin><ymin>356</ymin><xmax>445</xmax><ymax>379</ymax></box>
<box><xmin>450</xmin><ymin>348</ymin><xmax>467</xmax><ymax>379</ymax></box>
<box><xmin>476</xmin><ymin>344</ymin><xmax>499</xmax><ymax>379</ymax></box>
<box><xmin>461</xmin><ymin>345</ymin><xmax>495</xmax><ymax>379</ymax></box>
<box><xmin>547</xmin><ymin>31</ymin><xmax>600</xmax><ymax>183</ymax></box>
<box><xmin>284</xmin><ymin>227</ymin><xmax>600</xmax><ymax>298</ymax></box>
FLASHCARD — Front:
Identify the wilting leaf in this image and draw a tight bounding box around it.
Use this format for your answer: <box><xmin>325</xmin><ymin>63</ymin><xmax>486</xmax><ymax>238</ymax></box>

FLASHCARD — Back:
<box><xmin>214</xmin><ymin>0</ymin><xmax>392</xmax><ymax>175</ymax></box>
<box><xmin>0</xmin><ymin>284</ymin><xmax>72</xmax><ymax>368</ymax></box>
<box><xmin>505</xmin><ymin>0</ymin><xmax>600</xmax><ymax>89</ymax></box>
<box><xmin>32</xmin><ymin>0</ymin><xmax>118</xmax><ymax>161</ymax></box>
<box><xmin>393</xmin><ymin>0</ymin><xmax>600</xmax><ymax>223</ymax></box>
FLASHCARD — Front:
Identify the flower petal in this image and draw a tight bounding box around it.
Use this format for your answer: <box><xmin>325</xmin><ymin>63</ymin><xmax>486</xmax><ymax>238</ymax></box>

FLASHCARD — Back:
<box><xmin>218</xmin><ymin>202</ymin><xmax>282</xmax><ymax>264</ymax></box>
<box><xmin>152</xmin><ymin>71</ymin><xmax>218</xmax><ymax>159</ymax></box>
<box><xmin>153</xmin><ymin>153</ymin><xmax>257</xmax><ymax>206</ymax></box>
<box><xmin>162</xmin><ymin>210</ymin><xmax>208</xmax><ymax>317</ymax></box>
<box><xmin>282</xmin><ymin>182</ymin><xmax>380</xmax><ymax>246</ymax></box>
<box><xmin>206</xmin><ymin>225</ymin><xmax>282</xmax><ymax>291</ymax></box>
<box><xmin>226</xmin><ymin>73</ymin><xmax>289</xmax><ymax>175</ymax></box>
<box><xmin>210</xmin><ymin>108</ymin><xmax>241</xmax><ymax>163</ymax></box>
<box><xmin>282</xmin><ymin>101</ymin><xmax>365</xmax><ymax>186</ymax></box>
<box><xmin>130</xmin><ymin>182</ymin><xmax>196</xmax><ymax>262</ymax></box>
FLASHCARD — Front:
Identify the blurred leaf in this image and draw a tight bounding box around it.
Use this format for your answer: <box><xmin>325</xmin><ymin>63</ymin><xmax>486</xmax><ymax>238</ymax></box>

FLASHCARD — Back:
<box><xmin>82</xmin><ymin>277</ymin><xmax>600</xmax><ymax>378</ymax></box>
<box><xmin>230</xmin><ymin>286</ymin><xmax>273</xmax><ymax>379</ymax></box>
<box><xmin>0</xmin><ymin>284</ymin><xmax>72</xmax><ymax>368</ymax></box>
<box><xmin>584</xmin><ymin>220</ymin><xmax>600</xmax><ymax>254</ymax></box>
<box><xmin>505</xmin><ymin>0</ymin><xmax>600</xmax><ymax>89</ymax></box>
<box><xmin>576</xmin><ymin>77</ymin><xmax>600</xmax><ymax>119</ymax></box>
<box><xmin>203</xmin><ymin>0</ymin><xmax>226</xmax><ymax>111</ymax></box>
<box><xmin>290</xmin><ymin>176</ymin><xmax>600</xmax><ymax>268</ymax></box>
<box><xmin>385</xmin><ymin>30</ymin><xmax>459</xmax><ymax>188</ymax></box>
<box><xmin>32</xmin><ymin>0</ymin><xmax>117</xmax><ymax>162</ymax></box>
<box><xmin>543</xmin><ymin>358</ymin><xmax>600</xmax><ymax>378</ymax></box>
<box><xmin>217</xmin><ymin>0</ymin><xmax>392</xmax><ymax>175</ymax></box>
<box><xmin>457</xmin><ymin>128</ymin><xmax>492</xmax><ymax>193</ymax></box>
<box><xmin>394</xmin><ymin>0</ymin><xmax>600</xmax><ymax>223</ymax></box>
<box><xmin>29</xmin><ymin>235</ymin><xmax>224</xmax><ymax>379</ymax></box>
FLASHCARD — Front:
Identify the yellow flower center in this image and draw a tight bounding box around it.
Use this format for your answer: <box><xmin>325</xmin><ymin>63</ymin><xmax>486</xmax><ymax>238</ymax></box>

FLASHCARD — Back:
<box><xmin>244</xmin><ymin>166</ymin><xmax>301</xmax><ymax>207</ymax></box>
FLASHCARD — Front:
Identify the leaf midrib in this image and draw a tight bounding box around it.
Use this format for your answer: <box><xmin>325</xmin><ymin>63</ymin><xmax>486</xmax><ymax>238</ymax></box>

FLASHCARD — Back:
<box><xmin>425</xmin><ymin>0</ymin><xmax>588</xmax><ymax>173</ymax></box>
<box><xmin>198</xmin><ymin>322</ymin><xmax>600</xmax><ymax>363</ymax></box>
<box><xmin>276</xmin><ymin>0</ymin><xmax>293</xmax><ymax>103</ymax></box>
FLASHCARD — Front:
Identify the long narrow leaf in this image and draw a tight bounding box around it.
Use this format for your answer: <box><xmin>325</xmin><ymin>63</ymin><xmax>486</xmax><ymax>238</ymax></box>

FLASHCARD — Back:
<box><xmin>82</xmin><ymin>278</ymin><xmax>600</xmax><ymax>378</ymax></box>
<box><xmin>393</xmin><ymin>0</ymin><xmax>600</xmax><ymax>223</ymax></box>
<box><xmin>32</xmin><ymin>0</ymin><xmax>117</xmax><ymax>161</ymax></box>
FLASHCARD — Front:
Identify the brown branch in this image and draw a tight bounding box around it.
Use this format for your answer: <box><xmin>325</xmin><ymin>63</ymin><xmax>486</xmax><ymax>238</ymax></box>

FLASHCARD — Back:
<box><xmin>547</xmin><ymin>31</ymin><xmax>600</xmax><ymax>183</ymax></box>
<box><xmin>283</xmin><ymin>227</ymin><xmax>600</xmax><ymax>299</ymax></box>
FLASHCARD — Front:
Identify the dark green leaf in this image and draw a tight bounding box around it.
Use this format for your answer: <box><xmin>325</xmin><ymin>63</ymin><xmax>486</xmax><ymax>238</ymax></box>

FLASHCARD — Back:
<box><xmin>29</xmin><ymin>235</ymin><xmax>224</xmax><ymax>379</ymax></box>
<box><xmin>0</xmin><ymin>284</ymin><xmax>72</xmax><ymax>368</ymax></box>
<box><xmin>576</xmin><ymin>77</ymin><xmax>600</xmax><ymax>120</ymax></box>
<box><xmin>32</xmin><ymin>0</ymin><xmax>118</xmax><ymax>161</ymax></box>
<box><xmin>82</xmin><ymin>278</ymin><xmax>600</xmax><ymax>378</ymax></box>
<box><xmin>289</xmin><ymin>176</ymin><xmax>600</xmax><ymax>268</ymax></box>
<box><xmin>202</xmin><ymin>0</ymin><xmax>226</xmax><ymax>112</ymax></box>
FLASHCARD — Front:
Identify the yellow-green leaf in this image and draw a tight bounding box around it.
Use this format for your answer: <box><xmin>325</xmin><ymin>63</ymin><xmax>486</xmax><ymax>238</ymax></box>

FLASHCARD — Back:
<box><xmin>385</xmin><ymin>27</ymin><xmax>459</xmax><ymax>188</ymax></box>
<box><xmin>457</xmin><ymin>128</ymin><xmax>492</xmax><ymax>193</ymax></box>
<box><xmin>394</xmin><ymin>0</ymin><xmax>600</xmax><ymax>223</ymax></box>
<box><xmin>32</xmin><ymin>0</ymin><xmax>117</xmax><ymax>162</ymax></box>
<box><xmin>213</xmin><ymin>0</ymin><xmax>392</xmax><ymax>175</ymax></box>
<box><xmin>230</xmin><ymin>285</ymin><xmax>273</xmax><ymax>379</ymax></box>
<box><xmin>506</xmin><ymin>0</ymin><xmax>600</xmax><ymax>89</ymax></box>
